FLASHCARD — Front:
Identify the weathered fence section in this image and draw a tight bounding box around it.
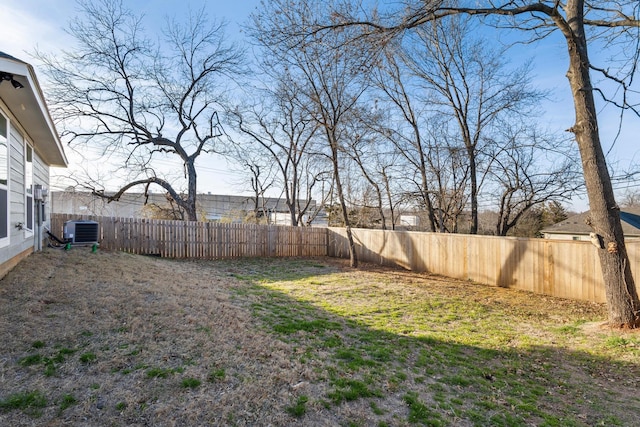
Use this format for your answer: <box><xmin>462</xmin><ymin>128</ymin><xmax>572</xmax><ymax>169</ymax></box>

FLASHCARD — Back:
<box><xmin>51</xmin><ymin>214</ymin><xmax>328</xmax><ymax>259</ymax></box>
<box><xmin>328</xmin><ymin>227</ymin><xmax>640</xmax><ymax>303</ymax></box>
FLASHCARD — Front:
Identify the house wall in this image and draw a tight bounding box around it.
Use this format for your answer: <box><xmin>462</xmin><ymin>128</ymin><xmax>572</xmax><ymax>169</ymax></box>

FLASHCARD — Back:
<box><xmin>269</xmin><ymin>211</ymin><xmax>328</xmax><ymax>227</ymax></box>
<box><xmin>0</xmin><ymin>104</ymin><xmax>50</xmax><ymax>268</ymax></box>
<box><xmin>543</xmin><ymin>233</ymin><xmax>590</xmax><ymax>241</ymax></box>
<box><xmin>543</xmin><ymin>233</ymin><xmax>640</xmax><ymax>242</ymax></box>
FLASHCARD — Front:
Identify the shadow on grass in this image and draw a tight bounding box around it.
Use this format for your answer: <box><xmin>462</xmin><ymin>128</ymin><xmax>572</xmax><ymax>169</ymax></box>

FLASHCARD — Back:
<box><xmin>225</xmin><ymin>257</ymin><xmax>640</xmax><ymax>427</ymax></box>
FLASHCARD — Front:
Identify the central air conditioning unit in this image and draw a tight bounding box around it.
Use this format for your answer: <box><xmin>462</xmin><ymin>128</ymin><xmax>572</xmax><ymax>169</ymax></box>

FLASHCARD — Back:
<box><xmin>63</xmin><ymin>220</ymin><xmax>99</xmax><ymax>245</ymax></box>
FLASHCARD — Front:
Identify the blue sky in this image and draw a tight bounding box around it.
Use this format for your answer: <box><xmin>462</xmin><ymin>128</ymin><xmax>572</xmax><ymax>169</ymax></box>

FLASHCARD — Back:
<box><xmin>0</xmin><ymin>1</ymin><xmax>260</xmax><ymax>51</ymax></box>
<box><xmin>0</xmin><ymin>0</ymin><xmax>262</xmax><ymax>197</ymax></box>
<box><xmin>1</xmin><ymin>1</ymin><xmax>638</xmax><ymax>211</ymax></box>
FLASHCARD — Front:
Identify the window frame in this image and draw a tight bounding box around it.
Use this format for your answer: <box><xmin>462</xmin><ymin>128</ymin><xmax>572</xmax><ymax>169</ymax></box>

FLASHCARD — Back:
<box><xmin>0</xmin><ymin>111</ymin><xmax>9</xmax><ymax>248</ymax></box>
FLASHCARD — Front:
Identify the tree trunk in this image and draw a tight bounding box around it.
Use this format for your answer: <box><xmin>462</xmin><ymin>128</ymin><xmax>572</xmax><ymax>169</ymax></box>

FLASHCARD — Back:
<box><xmin>286</xmin><ymin>172</ymin><xmax>299</xmax><ymax>226</ymax></box>
<box><xmin>382</xmin><ymin>170</ymin><xmax>396</xmax><ymax>230</ymax></box>
<box><xmin>467</xmin><ymin>145</ymin><xmax>478</xmax><ymax>234</ymax></box>
<box><xmin>420</xmin><ymin>176</ymin><xmax>437</xmax><ymax>232</ymax></box>
<box><xmin>185</xmin><ymin>160</ymin><xmax>198</xmax><ymax>221</ymax></box>
<box><xmin>330</xmin><ymin>134</ymin><xmax>358</xmax><ymax>267</ymax></box>
<box><xmin>414</xmin><ymin>124</ymin><xmax>437</xmax><ymax>232</ymax></box>
<box><xmin>564</xmin><ymin>0</ymin><xmax>639</xmax><ymax>327</ymax></box>
<box><xmin>289</xmin><ymin>203</ymin><xmax>298</xmax><ymax>226</ymax></box>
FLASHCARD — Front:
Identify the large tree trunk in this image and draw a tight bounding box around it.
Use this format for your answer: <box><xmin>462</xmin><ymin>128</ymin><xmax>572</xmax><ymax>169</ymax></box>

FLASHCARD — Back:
<box><xmin>185</xmin><ymin>161</ymin><xmax>198</xmax><ymax>221</ymax></box>
<box><xmin>564</xmin><ymin>1</ymin><xmax>639</xmax><ymax>327</ymax></box>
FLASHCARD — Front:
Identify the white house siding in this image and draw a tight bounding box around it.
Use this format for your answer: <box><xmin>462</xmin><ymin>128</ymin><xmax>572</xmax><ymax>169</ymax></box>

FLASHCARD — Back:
<box><xmin>9</xmin><ymin>126</ymin><xmax>25</xmax><ymax>230</ymax></box>
<box><xmin>0</xmin><ymin>52</ymin><xmax>67</xmax><ymax>278</ymax></box>
<box><xmin>33</xmin><ymin>150</ymin><xmax>50</xmax><ymax>232</ymax></box>
<box><xmin>543</xmin><ymin>233</ymin><xmax>590</xmax><ymax>242</ymax></box>
<box><xmin>0</xmin><ymin>115</ymin><xmax>50</xmax><ymax>266</ymax></box>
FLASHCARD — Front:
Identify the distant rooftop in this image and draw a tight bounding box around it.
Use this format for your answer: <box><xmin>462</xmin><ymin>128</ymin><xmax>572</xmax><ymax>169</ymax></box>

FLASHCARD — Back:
<box><xmin>541</xmin><ymin>207</ymin><xmax>640</xmax><ymax>237</ymax></box>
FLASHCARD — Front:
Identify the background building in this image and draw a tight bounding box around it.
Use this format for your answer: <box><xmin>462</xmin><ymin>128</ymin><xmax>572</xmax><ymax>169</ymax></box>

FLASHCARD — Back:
<box><xmin>51</xmin><ymin>190</ymin><xmax>328</xmax><ymax>227</ymax></box>
<box><xmin>541</xmin><ymin>208</ymin><xmax>640</xmax><ymax>241</ymax></box>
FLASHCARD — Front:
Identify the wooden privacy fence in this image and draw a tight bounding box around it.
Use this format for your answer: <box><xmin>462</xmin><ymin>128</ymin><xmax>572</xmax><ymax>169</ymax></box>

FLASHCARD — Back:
<box><xmin>50</xmin><ymin>214</ymin><xmax>328</xmax><ymax>259</ymax></box>
<box><xmin>328</xmin><ymin>227</ymin><xmax>640</xmax><ymax>303</ymax></box>
<box><xmin>50</xmin><ymin>214</ymin><xmax>640</xmax><ymax>303</ymax></box>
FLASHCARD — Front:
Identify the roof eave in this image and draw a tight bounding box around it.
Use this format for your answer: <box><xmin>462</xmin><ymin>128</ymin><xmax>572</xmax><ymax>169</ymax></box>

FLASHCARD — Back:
<box><xmin>0</xmin><ymin>55</ymin><xmax>68</xmax><ymax>168</ymax></box>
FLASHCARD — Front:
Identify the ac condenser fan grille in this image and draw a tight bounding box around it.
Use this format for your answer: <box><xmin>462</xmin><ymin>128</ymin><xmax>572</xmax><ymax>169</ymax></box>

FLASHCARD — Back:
<box><xmin>63</xmin><ymin>220</ymin><xmax>99</xmax><ymax>244</ymax></box>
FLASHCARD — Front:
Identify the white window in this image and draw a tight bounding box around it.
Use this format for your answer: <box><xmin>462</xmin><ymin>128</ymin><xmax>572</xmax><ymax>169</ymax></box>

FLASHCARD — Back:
<box><xmin>25</xmin><ymin>143</ymin><xmax>33</xmax><ymax>233</ymax></box>
<box><xmin>0</xmin><ymin>112</ymin><xmax>9</xmax><ymax>247</ymax></box>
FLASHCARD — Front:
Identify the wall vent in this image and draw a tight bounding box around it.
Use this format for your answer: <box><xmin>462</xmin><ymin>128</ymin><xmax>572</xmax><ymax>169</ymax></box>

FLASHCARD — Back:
<box><xmin>63</xmin><ymin>220</ymin><xmax>99</xmax><ymax>244</ymax></box>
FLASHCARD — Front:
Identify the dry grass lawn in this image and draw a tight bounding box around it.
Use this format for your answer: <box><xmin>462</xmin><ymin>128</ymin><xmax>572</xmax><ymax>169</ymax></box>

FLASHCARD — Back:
<box><xmin>0</xmin><ymin>248</ymin><xmax>638</xmax><ymax>426</ymax></box>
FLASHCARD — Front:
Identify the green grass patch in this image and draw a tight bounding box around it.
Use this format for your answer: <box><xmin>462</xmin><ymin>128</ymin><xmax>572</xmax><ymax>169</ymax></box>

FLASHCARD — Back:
<box><xmin>146</xmin><ymin>366</ymin><xmax>182</xmax><ymax>379</ymax></box>
<box><xmin>285</xmin><ymin>395</ymin><xmax>309</xmax><ymax>417</ymax></box>
<box><xmin>403</xmin><ymin>392</ymin><xmax>444</xmax><ymax>426</ymax></box>
<box><xmin>196</xmin><ymin>325</ymin><xmax>212</xmax><ymax>334</ymax></box>
<box><xmin>18</xmin><ymin>354</ymin><xmax>43</xmax><ymax>366</ymax></box>
<box><xmin>554</xmin><ymin>320</ymin><xmax>586</xmax><ymax>336</ymax></box>
<box><xmin>441</xmin><ymin>374</ymin><xmax>473</xmax><ymax>387</ymax></box>
<box><xmin>0</xmin><ymin>390</ymin><xmax>47</xmax><ymax>416</ymax></box>
<box><xmin>58</xmin><ymin>394</ymin><xmax>77</xmax><ymax>411</ymax></box>
<box><xmin>322</xmin><ymin>334</ymin><xmax>342</xmax><ymax>348</ymax></box>
<box><xmin>79</xmin><ymin>352</ymin><xmax>97</xmax><ymax>363</ymax></box>
<box><xmin>334</xmin><ymin>347</ymin><xmax>377</xmax><ymax>370</ymax></box>
<box><xmin>605</xmin><ymin>336</ymin><xmax>629</xmax><ymax>348</ymax></box>
<box><xmin>208</xmin><ymin>368</ymin><xmax>226</xmax><ymax>382</ymax></box>
<box><xmin>147</xmin><ymin>367</ymin><xmax>173</xmax><ymax>378</ymax></box>
<box><xmin>43</xmin><ymin>361</ymin><xmax>57</xmax><ymax>377</ymax></box>
<box><xmin>328</xmin><ymin>378</ymin><xmax>382</xmax><ymax>404</ymax></box>
<box><xmin>370</xmin><ymin>401</ymin><xmax>386</xmax><ymax>415</ymax></box>
<box><xmin>273</xmin><ymin>318</ymin><xmax>342</xmax><ymax>334</ymax></box>
<box><xmin>181</xmin><ymin>377</ymin><xmax>202</xmax><ymax>388</ymax></box>
<box><xmin>224</xmin><ymin>258</ymin><xmax>636</xmax><ymax>425</ymax></box>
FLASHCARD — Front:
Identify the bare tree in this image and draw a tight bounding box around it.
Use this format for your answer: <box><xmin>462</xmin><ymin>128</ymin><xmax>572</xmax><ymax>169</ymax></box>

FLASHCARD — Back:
<box><xmin>425</xmin><ymin>127</ymin><xmax>471</xmax><ymax>233</ymax></box>
<box><xmin>368</xmin><ymin>48</ymin><xmax>440</xmax><ymax>231</ymax></box>
<box><xmin>343</xmin><ymin>106</ymin><xmax>397</xmax><ymax>230</ymax></box>
<box><xmin>506</xmin><ymin>201</ymin><xmax>570</xmax><ymax>237</ymax></box>
<box><xmin>620</xmin><ymin>190</ymin><xmax>640</xmax><ymax>208</ymax></box>
<box><xmin>251</xmin><ymin>0</ymin><xmax>375</xmax><ymax>267</ymax></box>
<box><xmin>367</xmin><ymin>51</ymin><xmax>473</xmax><ymax>233</ymax></box>
<box><xmin>38</xmin><ymin>0</ymin><xmax>244</xmax><ymax>221</ymax></box>
<box><xmin>402</xmin><ymin>16</ymin><xmax>545</xmax><ymax>234</ymax></box>
<box><xmin>244</xmin><ymin>159</ymin><xmax>276</xmax><ymax>224</ymax></box>
<box><xmin>317</xmin><ymin>0</ymin><xmax>640</xmax><ymax>327</ymax></box>
<box><xmin>140</xmin><ymin>193</ymin><xmax>191</xmax><ymax>220</ymax></box>
<box><xmin>230</xmin><ymin>70</ymin><xmax>323</xmax><ymax>226</ymax></box>
<box><xmin>487</xmin><ymin>125</ymin><xmax>581</xmax><ymax>236</ymax></box>
<box><xmin>379</xmin><ymin>159</ymin><xmax>405</xmax><ymax>231</ymax></box>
